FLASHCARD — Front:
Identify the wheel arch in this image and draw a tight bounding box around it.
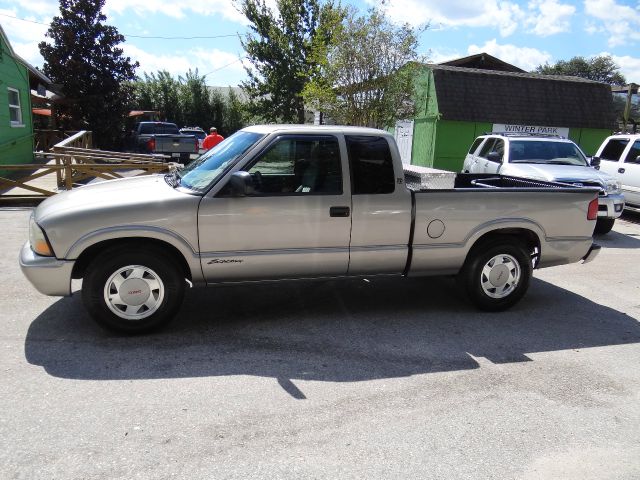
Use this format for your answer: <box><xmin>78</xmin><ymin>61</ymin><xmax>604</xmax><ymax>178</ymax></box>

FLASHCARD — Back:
<box><xmin>465</xmin><ymin>227</ymin><xmax>541</xmax><ymax>265</ymax></box>
<box><xmin>71</xmin><ymin>237</ymin><xmax>193</xmax><ymax>281</ymax></box>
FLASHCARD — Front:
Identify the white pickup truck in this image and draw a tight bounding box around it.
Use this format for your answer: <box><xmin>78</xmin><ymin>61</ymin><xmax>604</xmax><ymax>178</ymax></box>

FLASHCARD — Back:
<box><xmin>20</xmin><ymin>125</ymin><xmax>601</xmax><ymax>334</ymax></box>
<box><xmin>595</xmin><ymin>133</ymin><xmax>640</xmax><ymax>212</ymax></box>
<box><xmin>462</xmin><ymin>133</ymin><xmax>625</xmax><ymax>234</ymax></box>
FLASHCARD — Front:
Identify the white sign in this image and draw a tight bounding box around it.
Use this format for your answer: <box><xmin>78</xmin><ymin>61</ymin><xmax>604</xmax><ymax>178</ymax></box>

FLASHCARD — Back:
<box><xmin>493</xmin><ymin>124</ymin><xmax>569</xmax><ymax>137</ymax></box>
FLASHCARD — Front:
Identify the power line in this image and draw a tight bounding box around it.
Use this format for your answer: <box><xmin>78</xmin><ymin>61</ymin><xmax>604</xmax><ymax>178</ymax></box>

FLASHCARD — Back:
<box><xmin>0</xmin><ymin>12</ymin><xmax>241</xmax><ymax>40</ymax></box>
<box><xmin>202</xmin><ymin>57</ymin><xmax>247</xmax><ymax>77</ymax></box>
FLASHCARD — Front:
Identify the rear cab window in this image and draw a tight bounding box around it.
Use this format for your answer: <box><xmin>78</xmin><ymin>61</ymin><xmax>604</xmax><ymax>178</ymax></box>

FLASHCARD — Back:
<box><xmin>600</xmin><ymin>138</ymin><xmax>630</xmax><ymax>162</ymax></box>
<box><xmin>346</xmin><ymin>136</ymin><xmax>395</xmax><ymax>194</ymax></box>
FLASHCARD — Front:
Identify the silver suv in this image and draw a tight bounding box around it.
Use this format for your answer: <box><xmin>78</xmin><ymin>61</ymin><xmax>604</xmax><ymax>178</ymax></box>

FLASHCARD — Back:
<box><xmin>463</xmin><ymin>133</ymin><xmax>624</xmax><ymax>234</ymax></box>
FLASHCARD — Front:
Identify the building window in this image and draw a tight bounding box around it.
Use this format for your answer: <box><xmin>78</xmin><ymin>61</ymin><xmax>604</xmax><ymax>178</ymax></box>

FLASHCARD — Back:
<box><xmin>8</xmin><ymin>87</ymin><xmax>23</xmax><ymax>127</ymax></box>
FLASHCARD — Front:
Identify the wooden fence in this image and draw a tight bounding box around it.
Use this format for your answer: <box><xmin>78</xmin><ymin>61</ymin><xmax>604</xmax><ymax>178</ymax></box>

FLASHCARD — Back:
<box><xmin>1</xmin><ymin>131</ymin><xmax>175</xmax><ymax>202</ymax></box>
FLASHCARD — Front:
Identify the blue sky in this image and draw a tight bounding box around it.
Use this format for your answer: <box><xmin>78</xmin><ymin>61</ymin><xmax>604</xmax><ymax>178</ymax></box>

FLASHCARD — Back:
<box><xmin>1</xmin><ymin>0</ymin><xmax>639</xmax><ymax>86</ymax></box>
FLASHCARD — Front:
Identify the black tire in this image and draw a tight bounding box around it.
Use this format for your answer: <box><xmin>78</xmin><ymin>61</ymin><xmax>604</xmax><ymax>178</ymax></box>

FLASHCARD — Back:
<box><xmin>594</xmin><ymin>218</ymin><xmax>615</xmax><ymax>235</ymax></box>
<box><xmin>459</xmin><ymin>241</ymin><xmax>532</xmax><ymax>311</ymax></box>
<box><xmin>179</xmin><ymin>153</ymin><xmax>191</xmax><ymax>164</ymax></box>
<box><xmin>81</xmin><ymin>245</ymin><xmax>185</xmax><ymax>334</ymax></box>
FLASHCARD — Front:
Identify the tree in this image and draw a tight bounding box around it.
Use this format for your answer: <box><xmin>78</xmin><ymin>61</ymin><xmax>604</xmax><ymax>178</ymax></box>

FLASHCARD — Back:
<box><xmin>179</xmin><ymin>70</ymin><xmax>212</xmax><ymax>128</ymax></box>
<box><xmin>131</xmin><ymin>72</ymin><xmax>250</xmax><ymax>136</ymax></box>
<box><xmin>39</xmin><ymin>0</ymin><xmax>139</xmax><ymax>149</ymax></box>
<box><xmin>303</xmin><ymin>7</ymin><xmax>424</xmax><ymax>128</ymax></box>
<box><xmin>222</xmin><ymin>88</ymin><xmax>247</xmax><ymax>134</ymax></box>
<box><xmin>238</xmin><ymin>0</ymin><xmax>345</xmax><ymax>123</ymax></box>
<box><xmin>534</xmin><ymin>55</ymin><xmax>626</xmax><ymax>86</ymax></box>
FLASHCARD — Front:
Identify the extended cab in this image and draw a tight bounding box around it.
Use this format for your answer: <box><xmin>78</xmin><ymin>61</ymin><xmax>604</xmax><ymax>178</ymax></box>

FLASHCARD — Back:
<box><xmin>594</xmin><ymin>134</ymin><xmax>640</xmax><ymax>212</ymax></box>
<box><xmin>462</xmin><ymin>133</ymin><xmax>625</xmax><ymax>234</ymax></box>
<box><xmin>20</xmin><ymin>126</ymin><xmax>601</xmax><ymax>334</ymax></box>
<box><xmin>132</xmin><ymin>121</ymin><xmax>199</xmax><ymax>163</ymax></box>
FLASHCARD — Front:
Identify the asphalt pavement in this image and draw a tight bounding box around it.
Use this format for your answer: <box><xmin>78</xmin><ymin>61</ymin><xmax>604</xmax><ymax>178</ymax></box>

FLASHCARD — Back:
<box><xmin>1</xmin><ymin>208</ymin><xmax>639</xmax><ymax>479</ymax></box>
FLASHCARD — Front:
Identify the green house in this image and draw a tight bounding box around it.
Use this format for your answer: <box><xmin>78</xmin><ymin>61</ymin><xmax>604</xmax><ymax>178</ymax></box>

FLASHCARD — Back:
<box><xmin>0</xmin><ymin>24</ymin><xmax>52</xmax><ymax>168</ymax></box>
<box><xmin>400</xmin><ymin>54</ymin><xmax>616</xmax><ymax>171</ymax></box>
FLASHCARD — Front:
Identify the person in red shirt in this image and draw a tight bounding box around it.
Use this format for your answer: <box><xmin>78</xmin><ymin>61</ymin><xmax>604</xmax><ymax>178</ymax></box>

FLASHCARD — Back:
<box><xmin>202</xmin><ymin>127</ymin><xmax>224</xmax><ymax>150</ymax></box>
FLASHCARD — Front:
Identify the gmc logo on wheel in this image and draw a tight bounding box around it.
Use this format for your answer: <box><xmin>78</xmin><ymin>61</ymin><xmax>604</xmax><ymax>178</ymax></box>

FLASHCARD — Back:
<box><xmin>128</xmin><ymin>290</ymin><xmax>142</xmax><ymax>295</ymax></box>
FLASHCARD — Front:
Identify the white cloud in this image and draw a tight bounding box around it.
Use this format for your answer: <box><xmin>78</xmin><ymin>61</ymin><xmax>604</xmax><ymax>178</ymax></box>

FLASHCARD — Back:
<box><xmin>603</xmin><ymin>53</ymin><xmax>640</xmax><ymax>83</ymax></box>
<box><xmin>584</xmin><ymin>0</ymin><xmax>640</xmax><ymax>47</ymax></box>
<box><xmin>0</xmin><ymin>8</ymin><xmax>51</xmax><ymax>66</ymax></box>
<box><xmin>19</xmin><ymin>0</ymin><xmax>58</xmax><ymax>17</ymax></box>
<box><xmin>526</xmin><ymin>0</ymin><xmax>575</xmax><ymax>36</ymax></box>
<box><xmin>122</xmin><ymin>44</ymin><xmax>246</xmax><ymax>84</ymax></box>
<box><xmin>369</xmin><ymin>0</ymin><xmax>524</xmax><ymax>37</ymax></box>
<box><xmin>426</xmin><ymin>48</ymin><xmax>462</xmax><ymax>64</ymax></box>
<box><xmin>468</xmin><ymin>39</ymin><xmax>552</xmax><ymax>71</ymax></box>
<box><xmin>105</xmin><ymin>0</ymin><xmax>246</xmax><ymax>24</ymax></box>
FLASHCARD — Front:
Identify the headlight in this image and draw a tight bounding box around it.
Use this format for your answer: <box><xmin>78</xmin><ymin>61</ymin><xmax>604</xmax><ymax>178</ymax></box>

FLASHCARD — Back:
<box><xmin>605</xmin><ymin>179</ymin><xmax>622</xmax><ymax>194</ymax></box>
<box><xmin>29</xmin><ymin>215</ymin><xmax>54</xmax><ymax>257</ymax></box>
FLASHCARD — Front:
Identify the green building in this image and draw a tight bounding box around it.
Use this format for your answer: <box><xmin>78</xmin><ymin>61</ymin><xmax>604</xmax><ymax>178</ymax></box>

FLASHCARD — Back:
<box><xmin>1</xmin><ymin>24</ymin><xmax>52</xmax><ymax>168</ymax></box>
<box><xmin>399</xmin><ymin>53</ymin><xmax>616</xmax><ymax>171</ymax></box>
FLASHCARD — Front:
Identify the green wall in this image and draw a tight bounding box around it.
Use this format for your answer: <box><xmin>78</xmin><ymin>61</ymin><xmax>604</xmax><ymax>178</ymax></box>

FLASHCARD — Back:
<box><xmin>568</xmin><ymin>128</ymin><xmax>611</xmax><ymax>156</ymax></box>
<box><xmin>0</xmin><ymin>34</ymin><xmax>33</xmax><ymax>172</ymax></box>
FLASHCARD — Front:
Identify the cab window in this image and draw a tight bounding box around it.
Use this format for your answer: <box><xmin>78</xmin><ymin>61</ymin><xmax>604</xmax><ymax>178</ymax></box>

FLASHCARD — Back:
<box><xmin>468</xmin><ymin>138</ymin><xmax>483</xmax><ymax>154</ymax></box>
<box><xmin>346</xmin><ymin>136</ymin><xmax>395</xmax><ymax>194</ymax></box>
<box><xmin>623</xmin><ymin>140</ymin><xmax>640</xmax><ymax>165</ymax></box>
<box><xmin>244</xmin><ymin>136</ymin><xmax>342</xmax><ymax>195</ymax></box>
<box><xmin>478</xmin><ymin>139</ymin><xmax>497</xmax><ymax>158</ymax></box>
<box><xmin>600</xmin><ymin>139</ymin><xmax>629</xmax><ymax>162</ymax></box>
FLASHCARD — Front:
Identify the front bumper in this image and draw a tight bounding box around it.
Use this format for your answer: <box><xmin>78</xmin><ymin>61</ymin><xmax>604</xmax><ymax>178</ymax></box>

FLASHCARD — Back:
<box><xmin>582</xmin><ymin>243</ymin><xmax>601</xmax><ymax>264</ymax></box>
<box><xmin>19</xmin><ymin>242</ymin><xmax>74</xmax><ymax>296</ymax></box>
<box><xmin>598</xmin><ymin>193</ymin><xmax>625</xmax><ymax>219</ymax></box>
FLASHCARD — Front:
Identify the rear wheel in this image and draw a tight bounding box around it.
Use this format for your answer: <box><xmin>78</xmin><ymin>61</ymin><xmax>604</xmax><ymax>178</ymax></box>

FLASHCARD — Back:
<box><xmin>594</xmin><ymin>218</ymin><xmax>615</xmax><ymax>235</ymax></box>
<box><xmin>81</xmin><ymin>246</ymin><xmax>185</xmax><ymax>334</ymax></box>
<box><xmin>460</xmin><ymin>242</ymin><xmax>532</xmax><ymax>311</ymax></box>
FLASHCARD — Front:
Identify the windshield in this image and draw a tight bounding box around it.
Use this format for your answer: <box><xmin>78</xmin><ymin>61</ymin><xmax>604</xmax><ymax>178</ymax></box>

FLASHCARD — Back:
<box><xmin>179</xmin><ymin>131</ymin><xmax>264</xmax><ymax>192</ymax></box>
<box><xmin>509</xmin><ymin>140</ymin><xmax>588</xmax><ymax>166</ymax></box>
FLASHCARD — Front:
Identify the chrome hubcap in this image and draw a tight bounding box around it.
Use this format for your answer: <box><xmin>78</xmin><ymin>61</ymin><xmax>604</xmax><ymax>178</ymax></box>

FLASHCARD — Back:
<box><xmin>480</xmin><ymin>254</ymin><xmax>520</xmax><ymax>299</ymax></box>
<box><xmin>104</xmin><ymin>265</ymin><xmax>164</xmax><ymax>320</ymax></box>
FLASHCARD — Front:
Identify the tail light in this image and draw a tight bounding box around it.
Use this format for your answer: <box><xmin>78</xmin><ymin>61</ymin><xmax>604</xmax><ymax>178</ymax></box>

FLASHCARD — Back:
<box><xmin>146</xmin><ymin>138</ymin><xmax>156</xmax><ymax>152</ymax></box>
<box><xmin>587</xmin><ymin>198</ymin><xmax>598</xmax><ymax>220</ymax></box>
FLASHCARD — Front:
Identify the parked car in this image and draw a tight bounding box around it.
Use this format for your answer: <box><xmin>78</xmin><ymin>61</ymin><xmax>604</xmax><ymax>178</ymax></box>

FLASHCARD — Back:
<box><xmin>20</xmin><ymin>125</ymin><xmax>601</xmax><ymax>334</ymax></box>
<box><xmin>462</xmin><ymin>133</ymin><xmax>624</xmax><ymax>234</ymax></box>
<box><xmin>132</xmin><ymin>121</ymin><xmax>199</xmax><ymax>163</ymax></box>
<box><xmin>179</xmin><ymin>127</ymin><xmax>207</xmax><ymax>151</ymax></box>
<box><xmin>593</xmin><ymin>134</ymin><xmax>640</xmax><ymax>212</ymax></box>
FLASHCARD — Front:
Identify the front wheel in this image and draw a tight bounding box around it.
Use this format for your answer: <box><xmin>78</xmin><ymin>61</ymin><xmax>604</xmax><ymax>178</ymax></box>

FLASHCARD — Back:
<box><xmin>82</xmin><ymin>246</ymin><xmax>185</xmax><ymax>334</ymax></box>
<box><xmin>594</xmin><ymin>218</ymin><xmax>615</xmax><ymax>235</ymax></box>
<box><xmin>459</xmin><ymin>242</ymin><xmax>532</xmax><ymax>311</ymax></box>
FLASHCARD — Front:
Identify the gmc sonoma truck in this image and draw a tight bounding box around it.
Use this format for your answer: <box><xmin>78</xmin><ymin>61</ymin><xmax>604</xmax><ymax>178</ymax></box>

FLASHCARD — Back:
<box><xmin>20</xmin><ymin>125</ymin><xmax>601</xmax><ymax>334</ymax></box>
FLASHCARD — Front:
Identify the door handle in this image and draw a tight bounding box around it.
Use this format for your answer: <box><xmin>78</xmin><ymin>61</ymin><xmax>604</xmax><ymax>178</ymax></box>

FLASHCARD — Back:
<box><xmin>330</xmin><ymin>206</ymin><xmax>350</xmax><ymax>217</ymax></box>
<box><xmin>618</xmin><ymin>168</ymin><xmax>625</xmax><ymax>174</ymax></box>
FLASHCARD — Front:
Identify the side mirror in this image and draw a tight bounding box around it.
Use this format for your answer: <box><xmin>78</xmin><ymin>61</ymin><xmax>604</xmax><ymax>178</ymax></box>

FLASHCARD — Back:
<box><xmin>486</xmin><ymin>151</ymin><xmax>502</xmax><ymax>162</ymax></box>
<box><xmin>636</xmin><ymin>155</ymin><xmax>640</xmax><ymax>163</ymax></box>
<box><xmin>590</xmin><ymin>156</ymin><xmax>601</xmax><ymax>169</ymax></box>
<box><xmin>228</xmin><ymin>171</ymin><xmax>252</xmax><ymax>197</ymax></box>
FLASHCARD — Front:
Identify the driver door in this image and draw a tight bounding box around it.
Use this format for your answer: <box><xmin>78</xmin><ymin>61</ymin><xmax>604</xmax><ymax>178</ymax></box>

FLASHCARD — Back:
<box><xmin>197</xmin><ymin>134</ymin><xmax>352</xmax><ymax>282</ymax></box>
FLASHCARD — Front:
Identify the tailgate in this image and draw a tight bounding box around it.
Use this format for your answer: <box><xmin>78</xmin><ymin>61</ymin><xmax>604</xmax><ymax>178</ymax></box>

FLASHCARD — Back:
<box><xmin>153</xmin><ymin>135</ymin><xmax>195</xmax><ymax>154</ymax></box>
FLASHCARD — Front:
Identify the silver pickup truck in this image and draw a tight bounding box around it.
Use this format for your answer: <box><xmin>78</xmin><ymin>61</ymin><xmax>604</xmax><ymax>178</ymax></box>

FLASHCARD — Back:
<box><xmin>20</xmin><ymin>125</ymin><xmax>601</xmax><ymax>333</ymax></box>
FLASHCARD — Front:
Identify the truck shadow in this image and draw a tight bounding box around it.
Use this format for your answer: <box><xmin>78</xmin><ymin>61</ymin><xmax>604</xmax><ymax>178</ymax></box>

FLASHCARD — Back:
<box><xmin>24</xmin><ymin>276</ymin><xmax>640</xmax><ymax>396</ymax></box>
